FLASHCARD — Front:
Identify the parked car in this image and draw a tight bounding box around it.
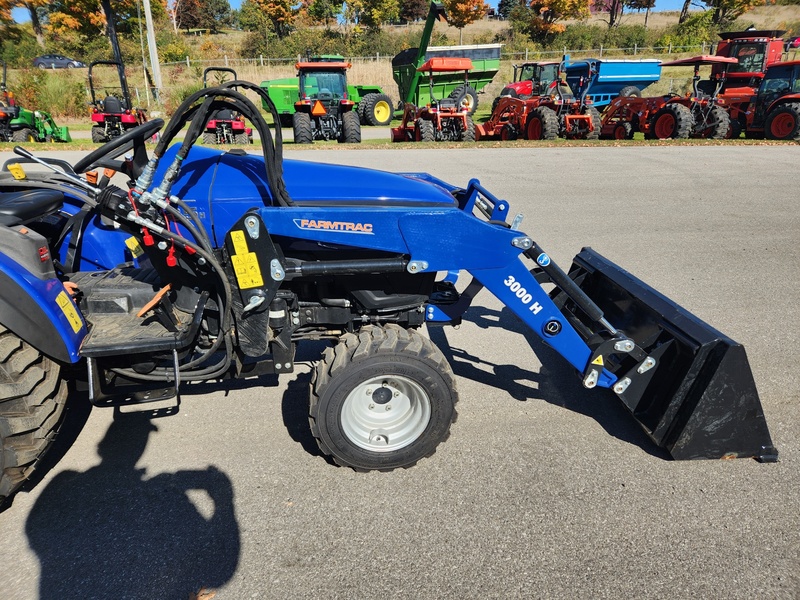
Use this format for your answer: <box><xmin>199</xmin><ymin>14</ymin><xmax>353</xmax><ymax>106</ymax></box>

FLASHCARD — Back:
<box><xmin>32</xmin><ymin>55</ymin><xmax>86</xmax><ymax>69</ymax></box>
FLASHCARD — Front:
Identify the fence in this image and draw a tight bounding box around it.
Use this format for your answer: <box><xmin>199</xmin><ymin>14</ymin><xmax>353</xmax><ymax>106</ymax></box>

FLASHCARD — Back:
<box><xmin>160</xmin><ymin>42</ymin><xmax>718</xmax><ymax>70</ymax></box>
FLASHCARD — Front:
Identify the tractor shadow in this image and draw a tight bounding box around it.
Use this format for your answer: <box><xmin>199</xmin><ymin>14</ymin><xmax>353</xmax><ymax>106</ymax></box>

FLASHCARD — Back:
<box><xmin>429</xmin><ymin>304</ymin><xmax>669</xmax><ymax>460</ymax></box>
<box><xmin>25</xmin><ymin>409</ymin><xmax>241</xmax><ymax>599</ymax></box>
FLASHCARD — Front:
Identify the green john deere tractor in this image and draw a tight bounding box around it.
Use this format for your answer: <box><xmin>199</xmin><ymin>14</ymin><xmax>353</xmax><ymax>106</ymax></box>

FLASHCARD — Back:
<box><xmin>0</xmin><ymin>61</ymin><xmax>71</xmax><ymax>143</ymax></box>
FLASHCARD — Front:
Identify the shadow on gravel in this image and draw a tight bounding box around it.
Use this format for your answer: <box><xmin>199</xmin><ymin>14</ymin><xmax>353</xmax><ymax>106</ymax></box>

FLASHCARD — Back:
<box><xmin>25</xmin><ymin>410</ymin><xmax>240</xmax><ymax>599</ymax></box>
<box><xmin>429</xmin><ymin>304</ymin><xmax>669</xmax><ymax>460</ymax></box>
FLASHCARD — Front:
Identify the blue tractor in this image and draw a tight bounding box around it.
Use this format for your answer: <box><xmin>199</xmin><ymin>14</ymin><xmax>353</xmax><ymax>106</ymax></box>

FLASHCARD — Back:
<box><xmin>0</xmin><ymin>81</ymin><xmax>777</xmax><ymax>509</ymax></box>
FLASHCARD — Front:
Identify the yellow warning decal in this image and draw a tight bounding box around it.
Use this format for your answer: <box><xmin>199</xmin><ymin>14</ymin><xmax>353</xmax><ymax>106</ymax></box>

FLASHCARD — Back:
<box><xmin>229</xmin><ymin>231</ymin><xmax>263</xmax><ymax>289</ymax></box>
<box><xmin>591</xmin><ymin>355</ymin><xmax>604</xmax><ymax>366</ymax></box>
<box><xmin>56</xmin><ymin>290</ymin><xmax>83</xmax><ymax>333</ymax></box>
<box><xmin>125</xmin><ymin>236</ymin><xmax>144</xmax><ymax>258</ymax></box>
<box><xmin>8</xmin><ymin>163</ymin><xmax>26</xmax><ymax>180</ymax></box>
<box><xmin>230</xmin><ymin>230</ymin><xmax>249</xmax><ymax>255</ymax></box>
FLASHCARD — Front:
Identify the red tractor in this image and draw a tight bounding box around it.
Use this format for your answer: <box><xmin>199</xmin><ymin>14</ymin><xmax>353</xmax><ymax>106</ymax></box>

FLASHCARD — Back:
<box><xmin>88</xmin><ymin>60</ymin><xmax>148</xmax><ymax>143</ymax></box>
<box><xmin>477</xmin><ymin>80</ymin><xmax>600</xmax><ymax>141</ymax></box>
<box><xmin>391</xmin><ymin>58</ymin><xmax>476</xmax><ymax>143</ymax></box>
<box><xmin>491</xmin><ymin>61</ymin><xmax>561</xmax><ymax>111</ymax></box>
<box><xmin>599</xmin><ymin>56</ymin><xmax>734</xmax><ymax>140</ymax></box>
<box><xmin>728</xmin><ymin>60</ymin><xmax>800</xmax><ymax>139</ymax></box>
<box><xmin>202</xmin><ymin>67</ymin><xmax>253</xmax><ymax>145</ymax></box>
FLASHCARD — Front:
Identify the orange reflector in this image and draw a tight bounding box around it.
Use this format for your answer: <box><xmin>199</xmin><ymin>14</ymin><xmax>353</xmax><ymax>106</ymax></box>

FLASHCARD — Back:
<box><xmin>85</xmin><ymin>171</ymin><xmax>99</xmax><ymax>184</ymax></box>
<box><xmin>311</xmin><ymin>101</ymin><xmax>327</xmax><ymax>116</ymax></box>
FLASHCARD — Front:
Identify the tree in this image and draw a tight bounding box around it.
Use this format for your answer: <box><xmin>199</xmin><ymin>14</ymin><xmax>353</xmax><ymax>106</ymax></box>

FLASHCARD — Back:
<box><xmin>627</xmin><ymin>0</ymin><xmax>655</xmax><ymax>28</ymax></box>
<box><xmin>255</xmin><ymin>0</ymin><xmax>295</xmax><ymax>38</ymax></box>
<box><xmin>360</xmin><ymin>0</ymin><xmax>400</xmax><ymax>29</ymax></box>
<box><xmin>205</xmin><ymin>0</ymin><xmax>232</xmax><ymax>31</ymax></box>
<box><xmin>592</xmin><ymin>0</ymin><xmax>624</xmax><ymax>28</ymax></box>
<box><xmin>510</xmin><ymin>0</ymin><xmax>589</xmax><ymax>42</ymax></box>
<box><xmin>703</xmin><ymin>0</ymin><xmax>763</xmax><ymax>26</ymax></box>
<box><xmin>497</xmin><ymin>0</ymin><xmax>520</xmax><ymax>19</ymax></box>
<box><xmin>308</xmin><ymin>0</ymin><xmax>344</xmax><ymax>26</ymax></box>
<box><xmin>399</xmin><ymin>0</ymin><xmax>427</xmax><ymax>21</ymax></box>
<box><xmin>444</xmin><ymin>0</ymin><xmax>487</xmax><ymax>43</ymax></box>
<box><xmin>15</xmin><ymin>1</ymin><xmax>48</xmax><ymax>46</ymax></box>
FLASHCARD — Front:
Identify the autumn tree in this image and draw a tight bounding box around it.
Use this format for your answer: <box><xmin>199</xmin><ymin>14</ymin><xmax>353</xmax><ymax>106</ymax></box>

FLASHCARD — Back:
<box><xmin>349</xmin><ymin>0</ymin><xmax>400</xmax><ymax>30</ymax></box>
<box><xmin>703</xmin><ymin>0</ymin><xmax>763</xmax><ymax>26</ymax></box>
<box><xmin>510</xmin><ymin>0</ymin><xmax>589</xmax><ymax>42</ymax></box>
<box><xmin>399</xmin><ymin>0</ymin><xmax>427</xmax><ymax>21</ymax></box>
<box><xmin>255</xmin><ymin>0</ymin><xmax>295</xmax><ymax>38</ymax></box>
<box><xmin>497</xmin><ymin>0</ymin><xmax>520</xmax><ymax>19</ymax></box>
<box><xmin>308</xmin><ymin>0</ymin><xmax>344</xmax><ymax>27</ymax></box>
<box><xmin>627</xmin><ymin>0</ymin><xmax>655</xmax><ymax>28</ymax></box>
<box><xmin>15</xmin><ymin>1</ymin><xmax>48</xmax><ymax>46</ymax></box>
<box><xmin>592</xmin><ymin>0</ymin><xmax>624</xmax><ymax>28</ymax></box>
<box><xmin>444</xmin><ymin>0</ymin><xmax>487</xmax><ymax>43</ymax></box>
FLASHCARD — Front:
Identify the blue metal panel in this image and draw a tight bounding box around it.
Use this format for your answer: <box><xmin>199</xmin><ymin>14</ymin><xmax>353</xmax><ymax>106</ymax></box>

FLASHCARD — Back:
<box><xmin>0</xmin><ymin>254</ymin><xmax>86</xmax><ymax>363</ymax></box>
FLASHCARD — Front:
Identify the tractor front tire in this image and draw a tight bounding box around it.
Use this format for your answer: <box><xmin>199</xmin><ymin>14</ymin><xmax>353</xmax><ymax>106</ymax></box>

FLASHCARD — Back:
<box><xmin>91</xmin><ymin>126</ymin><xmax>107</xmax><ymax>143</ymax></box>
<box><xmin>765</xmin><ymin>102</ymin><xmax>800</xmax><ymax>140</ymax></box>
<box><xmin>584</xmin><ymin>106</ymin><xmax>601</xmax><ymax>140</ymax></box>
<box><xmin>696</xmin><ymin>105</ymin><xmax>730</xmax><ymax>139</ymax></box>
<box><xmin>0</xmin><ymin>325</ymin><xmax>68</xmax><ymax>511</ymax></box>
<box><xmin>449</xmin><ymin>85</ymin><xmax>479</xmax><ymax>115</ymax></box>
<box><xmin>650</xmin><ymin>103</ymin><xmax>692</xmax><ymax>139</ymax></box>
<box><xmin>614</xmin><ymin>122</ymin><xmax>634</xmax><ymax>140</ymax></box>
<box><xmin>461</xmin><ymin>115</ymin><xmax>476</xmax><ymax>142</ymax></box>
<box><xmin>526</xmin><ymin>106</ymin><xmax>558</xmax><ymax>140</ymax></box>
<box><xmin>417</xmin><ymin>118</ymin><xmax>435</xmax><ymax>142</ymax></box>
<box><xmin>361</xmin><ymin>93</ymin><xmax>393</xmax><ymax>126</ymax></box>
<box><xmin>339</xmin><ymin>111</ymin><xmax>361</xmax><ymax>143</ymax></box>
<box><xmin>309</xmin><ymin>324</ymin><xmax>458</xmax><ymax>472</ymax></box>
<box><xmin>11</xmin><ymin>128</ymin><xmax>34</xmax><ymax>143</ymax></box>
<box><xmin>292</xmin><ymin>112</ymin><xmax>313</xmax><ymax>144</ymax></box>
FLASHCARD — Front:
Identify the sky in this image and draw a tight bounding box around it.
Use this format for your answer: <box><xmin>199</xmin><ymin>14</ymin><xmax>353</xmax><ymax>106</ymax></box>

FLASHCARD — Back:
<box><xmin>10</xmin><ymin>0</ymin><xmax>689</xmax><ymax>25</ymax></box>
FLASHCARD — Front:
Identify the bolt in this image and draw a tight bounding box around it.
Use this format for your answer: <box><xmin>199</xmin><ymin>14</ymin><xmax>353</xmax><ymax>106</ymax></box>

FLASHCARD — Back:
<box><xmin>366</xmin><ymin>389</ymin><xmax>372</xmax><ymax>395</ymax></box>
<box><xmin>157</xmin><ymin>241</ymin><xmax>168</xmax><ymax>250</ymax></box>
<box><xmin>385</xmin><ymin>405</ymin><xmax>392</xmax><ymax>411</ymax></box>
<box><xmin>368</xmin><ymin>403</ymin><xmax>375</xmax><ymax>410</ymax></box>
<box><xmin>284</xmin><ymin>363</ymin><xmax>291</xmax><ymax>369</ymax></box>
<box><xmin>394</xmin><ymin>391</ymin><xmax>399</xmax><ymax>397</ymax></box>
<box><xmin>292</xmin><ymin>317</ymin><xmax>299</xmax><ymax>325</ymax></box>
<box><xmin>197</xmin><ymin>257</ymin><xmax>206</xmax><ymax>266</ymax></box>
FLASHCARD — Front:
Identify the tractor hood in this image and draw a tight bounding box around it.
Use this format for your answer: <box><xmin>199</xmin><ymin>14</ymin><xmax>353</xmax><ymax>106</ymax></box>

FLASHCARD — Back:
<box><xmin>157</xmin><ymin>145</ymin><xmax>458</xmax><ymax>245</ymax></box>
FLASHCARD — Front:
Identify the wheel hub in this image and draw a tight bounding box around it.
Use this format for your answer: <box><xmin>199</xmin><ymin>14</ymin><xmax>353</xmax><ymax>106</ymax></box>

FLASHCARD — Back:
<box><xmin>341</xmin><ymin>376</ymin><xmax>431</xmax><ymax>452</ymax></box>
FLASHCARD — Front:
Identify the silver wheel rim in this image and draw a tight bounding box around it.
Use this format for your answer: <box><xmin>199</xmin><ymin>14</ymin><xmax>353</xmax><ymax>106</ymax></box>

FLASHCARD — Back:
<box><xmin>340</xmin><ymin>375</ymin><xmax>431</xmax><ymax>452</ymax></box>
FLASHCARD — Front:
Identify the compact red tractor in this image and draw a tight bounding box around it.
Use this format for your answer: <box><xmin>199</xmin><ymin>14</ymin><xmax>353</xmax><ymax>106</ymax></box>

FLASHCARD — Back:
<box><xmin>726</xmin><ymin>60</ymin><xmax>800</xmax><ymax>139</ymax></box>
<box><xmin>202</xmin><ymin>67</ymin><xmax>253</xmax><ymax>145</ymax></box>
<box><xmin>477</xmin><ymin>79</ymin><xmax>600</xmax><ymax>141</ymax></box>
<box><xmin>491</xmin><ymin>61</ymin><xmax>561</xmax><ymax>111</ymax></box>
<box><xmin>88</xmin><ymin>60</ymin><xmax>148</xmax><ymax>143</ymax></box>
<box><xmin>599</xmin><ymin>56</ymin><xmax>734</xmax><ymax>140</ymax></box>
<box><xmin>391</xmin><ymin>57</ymin><xmax>476</xmax><ymax>143</ymax></box>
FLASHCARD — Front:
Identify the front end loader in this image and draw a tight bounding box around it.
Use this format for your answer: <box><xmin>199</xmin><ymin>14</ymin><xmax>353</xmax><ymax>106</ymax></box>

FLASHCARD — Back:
<box><xmin>0</xmin><ymin>81</ymin><xmax>777</xmax><ymax>508</ymax></box>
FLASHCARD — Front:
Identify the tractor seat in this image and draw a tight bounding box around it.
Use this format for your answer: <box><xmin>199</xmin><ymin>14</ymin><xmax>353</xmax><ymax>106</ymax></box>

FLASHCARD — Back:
<box><xmin>212</xmin><ymin>109</ymin><xmax>235</xmax><ymax>121</ymax></box>
<box><xmin>0</xmin><ymin>189</ymin><xmax>64</xmax><ymax>226</ymax></box>
<box><xmin>103</xmin><ymin>96</ymin><xmax>124</xmax><ymax>114</ymax></box>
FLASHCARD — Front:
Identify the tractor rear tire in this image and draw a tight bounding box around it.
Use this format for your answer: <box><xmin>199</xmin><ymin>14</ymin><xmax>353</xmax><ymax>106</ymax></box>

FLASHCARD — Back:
<box><xmin>449</xmin><ymin>85</ymin><xmax>479</xmax><ymax>115</ymax></box>
<box><xmin>202</xmin><ymin>132</ymin><xmax>217</xmax><ymax>145</ymax></box>
<box><xmin>0</xmin><ymin>324</ymin><xmax>68</xmax><ymax>511</ymax></box>
<box><xmin>11</xmin><ymin>128</ymin><xmax>34</xmax><ymax>143</ymax></box>
<box><xmin>765</xmin><ymin>102</ymin><xmax>800</xmax><ymax>140</ymax></box>
<box><xmin>613</xmin><ymin>122</ymin><xmax>634</xmax><ymax>140</ymax></box>
<box><xmin>584</xmin><ymin>106</ymin><xmax>601</xmax><ymax>140</ymax></box>
<box><xmin>650</xmin><ymin>103</ymin><xmax>692</xmax><ymax>139</ymax></box>
<box><xmin>361</xmin><ymin>93</ymin><xmax>393</xmax><ymax>126</ymax></box>
<box><xmin>292</xmin><ymin>112</ymin><xmax>313</xmax><ymax>144</ymax></box>
<box><xmin>526</xmin><ymin>106</ymin><xmax>558</xmax><ymax>140</ymax></box>
<box><xmin>618</xmin><ymin>85</ymin><xmax>641</xmax><ymax>98</ymax></box>
<box><xmin>696</xmin><ymin>105</ymin><xmax>730</xmax><ymax>139</ymax></box>
<box><xmin>339</xmin><ymin>111</ymin><xmax>361</xmax><ymax>143</ymax></box>
<box><xmin>91</xmin><ymin>126</ymin><xmax>107</xmax><ymax>143</ymax></box>
<box><xmin>417</xmin><ymin>118</ymin><xmax>435</xmax><ymax>142</ymax></box>
<box><xmin>461</xmin><ymin>115</ymin><xmax>476</xmax><ymax>142</ymax></box>
<box><xmin>234</xmin><ymin>132</ymin><xmax>251</xmax><ymax>144</ymax></box>
<box><xmin>309</xmin><ymin>324</ymin><xmax>458</xmax><ymax>472</ymax></box>
<box><xmin>727</xmin><ymin>118</ymin><xmax>743</xmax><ymax>139</ymax></box>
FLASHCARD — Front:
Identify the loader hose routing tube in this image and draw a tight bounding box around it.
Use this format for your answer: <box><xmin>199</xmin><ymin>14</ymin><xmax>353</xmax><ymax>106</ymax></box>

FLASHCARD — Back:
<box><xmin>525</xmin><ymin>243</ymin><xmax>611</xmax><ymax>331</ymax></box>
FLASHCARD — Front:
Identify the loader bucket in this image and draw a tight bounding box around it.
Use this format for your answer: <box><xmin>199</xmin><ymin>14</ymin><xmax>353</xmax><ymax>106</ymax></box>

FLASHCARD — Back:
<box><xmin>555</xmin><ymin>248</ymin><xmax>778</xmax><ymax>462</ymax></box>
<box><xmin>57</xmin><ymin>126</ymin><xmax>71</xmax><ymax>143</ymax></box>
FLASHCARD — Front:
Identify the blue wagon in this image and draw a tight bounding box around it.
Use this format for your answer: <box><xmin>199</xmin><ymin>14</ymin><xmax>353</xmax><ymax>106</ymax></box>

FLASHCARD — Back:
<box><xmin>563</xmin><ymin>57</ymin><xmax>662</xmax><ymax>107</ymax></box>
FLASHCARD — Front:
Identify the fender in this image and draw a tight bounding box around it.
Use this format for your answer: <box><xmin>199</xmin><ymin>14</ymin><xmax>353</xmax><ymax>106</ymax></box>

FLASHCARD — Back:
<box><xmin>0</xmin><ymin>228</ymin><xmax>86</xmax><ymax>363</ymax></box>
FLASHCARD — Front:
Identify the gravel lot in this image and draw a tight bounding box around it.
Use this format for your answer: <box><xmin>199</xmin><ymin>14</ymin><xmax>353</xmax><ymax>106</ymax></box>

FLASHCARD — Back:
<box><xmin>0</xmin><ymin>145</ymin><xmax>798</xmax><ymax>599</ymax></box>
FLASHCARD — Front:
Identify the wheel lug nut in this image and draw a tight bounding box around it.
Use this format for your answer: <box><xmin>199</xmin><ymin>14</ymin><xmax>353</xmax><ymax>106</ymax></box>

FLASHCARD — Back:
<box><xmin>385</xmin><ymin>405</ymin><xmax>392</xmax><ymax>411</ymax></box>
<box><xmin>394</xmin><ymin>391</ymin><xmax>399</xmax><ymax>397</ymax></box>
<box><xmin>368</xmin><ymin>404</ymin><xmax>375</xmax><ymax>410</ymax></box>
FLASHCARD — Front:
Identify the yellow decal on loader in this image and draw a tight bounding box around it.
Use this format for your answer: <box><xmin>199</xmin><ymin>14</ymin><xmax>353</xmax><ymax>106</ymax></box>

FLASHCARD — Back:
<box><xmin>125</xmin><ymin>236</ymin><xmax>144</xmax><ymax>258</ymax></box>
<box><xmin>56</xmin><ymin>290</ymin><xmax>83</xmax><ymax>333</ymax></box>
<box><xmin>591</xmin><ymin>355</ymin><xmax>604</xmax><ymax>366</ymax></box>
<box><xmin>230</xmin><ymin>230</ymin><xmax>263</xmax><ymax>289</ymax></box>
<box><xmin>8</xmin><ymin>164</ymin><xmax>26</xmax><ymax>180</ymax></box>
